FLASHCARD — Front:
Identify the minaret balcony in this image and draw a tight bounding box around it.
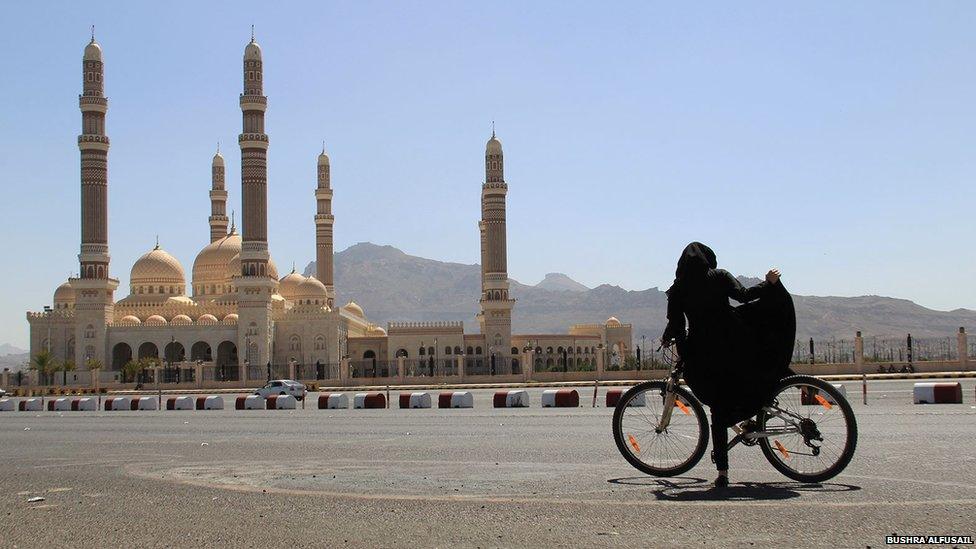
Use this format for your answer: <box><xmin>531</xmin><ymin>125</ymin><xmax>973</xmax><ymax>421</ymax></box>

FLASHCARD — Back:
<box><xmin>238</xmin><ymin>133</ymin><xmax>269</xmax><ymax>149</ymax></box>
<box><xmin>239</xmin><ymin>95</ymin><xmax>267</xmax><ymax>111</ymax></box>
<box><xmin>314</xmin><ymin>214</ymin><xmax>335</xmax><ymax>223</ymax></box>
<box><xmin>77</xmin><ymin>134</ymin><xmax>110</xmax><ymax>150</ymax></box>
<box><xmin>78</xmin><ymin>95</ymin><xmax>108</xmax><ymax>112</ymax></box>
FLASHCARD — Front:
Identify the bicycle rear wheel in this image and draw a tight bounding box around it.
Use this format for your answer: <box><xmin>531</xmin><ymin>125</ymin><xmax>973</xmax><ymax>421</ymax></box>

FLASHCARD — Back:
<box><xmin>757</xmin><ymin>375</ymin><xmax>858</xmax><ymax>483</ymax></box>
<box><xmin>612</xmin><ymin>381</ymin><xmax>709</xmax><ymax>477</ymax></box>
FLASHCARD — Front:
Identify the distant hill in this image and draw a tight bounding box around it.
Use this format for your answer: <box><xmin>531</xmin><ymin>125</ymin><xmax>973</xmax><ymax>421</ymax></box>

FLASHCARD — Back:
<box><xmin>535</xmin><ymin>273</ymin><xmax>589</xmax><ymax>292</ymax></box>
<box><xmin>302</xmin><ymin>241</ymin><xmax>974</xmax><ymax>340</ymax></box>
<box><xmin>0</xmin><ymin>343</ymin><xmax>26</xmax><ymax>356</ymax></box>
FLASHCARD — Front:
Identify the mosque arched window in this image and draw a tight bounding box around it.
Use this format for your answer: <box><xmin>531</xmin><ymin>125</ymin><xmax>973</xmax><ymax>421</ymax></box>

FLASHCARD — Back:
<box><xmin>418</xmin><ymin>347</ymin><xmax>426</xmax><ymax>356</ymax></box>
<box><xmin>84</xmin><ymin>325</ymin><xmax>95</xmax><ymax>339</ymax></box>
<box><xmin>467</xmin><ymin>346</ymin><xmax>473</xmax><ymax>355</ymax></box>
<box><xmin>445</xmin><ymin>347</ymin><xmax>452</xmax><ymax>355</ymax></box>
<box><xmin>454</xmin><ymin>346</ymin><xmax>462</xmax><ymax>355</ymax></box>
<box><xmin>289</xmin><ymin>336</ymin><xmax>301</xmax><ymax>351</ymax></box>
<box><xmin>546</xmin><ymin>346</ymin><xmax>553</xmax><ymax>354</ymax></box>
<box><xmin>475</xmin><ymin>346</ymin><xmax>483</xmax><ymax>355</ymax></box>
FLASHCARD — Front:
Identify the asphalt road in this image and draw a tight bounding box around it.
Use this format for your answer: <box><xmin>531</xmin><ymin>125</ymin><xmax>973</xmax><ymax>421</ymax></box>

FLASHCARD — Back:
<box><xmin>1</xmin><ymin>378</ymin><xmax>974</xmax><ymax>548</ymax></box>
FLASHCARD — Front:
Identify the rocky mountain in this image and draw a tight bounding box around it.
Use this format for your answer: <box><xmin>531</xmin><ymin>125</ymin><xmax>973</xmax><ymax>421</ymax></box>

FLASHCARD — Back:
<box><xmin>535</xmin><ymin>273</ymin><xmax>590</xmax><ymax>292</ymax></box>
<box><xmin>0</xmin><ymin>344</ymin><xmax>26</xmax><ymax>356</ymax></box>
<box><xmin>306</xmin><ymin>243</ymin><xmax>975</xmax><ymax>341</ymax></box>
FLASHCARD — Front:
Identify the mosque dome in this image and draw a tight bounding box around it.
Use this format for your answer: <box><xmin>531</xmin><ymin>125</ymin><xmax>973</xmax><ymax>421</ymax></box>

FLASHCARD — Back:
<box><xmin>192</xmin><ymin>231</ymin><xmax>241</xmax><ymax>295</ymax></box>
<box><xmin>486</xmin><ymin>134</ymin><xmax>503</xmax><ymax>155</ymax></box>
<box><xmin>342</xmin><ymin>301</ymin><xmax>365</xmax><ymax>318</ymax></box>
<box><xmin>244</xmin><ymin>39</ymin><xmax>262</xmax><ymax>61</ymax></box>
<box><xmin>294</xmin><ymin>276</ymin><xmax>328</xmax><ymax>305</ymax></box>
<box><xmin>197</xmin><ymin>314</ymin><xmax>218</xmax><ymax>325</ymax></box>
<box><xmin>84</xmin><ymin>40</ymin><xmax>102</xmax><ymax>62</ymax></box>
<box><xmin>605</xmin><ymin>316</ymin><xmax>622</xmax><ymax>328</ymax></box>
<box><xmin>130</xmin><ymin>245</ymin><xmax>186</xmax><ymax>295</ymax></box>
<box><xmin>367</xmin><ymin>325</ymin><xmax>387</xmax><ymax>336</ymax></box>
<box><xmin>118</xmin><ymin>315</ymin><xmax>141</xmax><ymax>325</ymax></box>
<box><xmin>278</xmin><ymin>270</ymin><xmax>307</xmax><ymax>301</ymax></box>
<box><xmin>221</xmin><ymin>313</ymin><xmax>238</xmax><ymax>324</ymax></box>
<box><xmin>53</xmin><ymin>280</ymin><xmax>75</xmax><ymax>309</ymax></box>
<box><xmin>171</xmin><ymin>314</ymin><xmax>193</xmax><ymax>325</ymax></box>
<box><xmin>145</xmin><ymin>315</ymin><xmax>167</xmax><ymax>326</ymax></box>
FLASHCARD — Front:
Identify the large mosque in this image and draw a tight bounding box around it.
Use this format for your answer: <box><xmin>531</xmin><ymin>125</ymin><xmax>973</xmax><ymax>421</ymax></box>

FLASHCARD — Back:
<box><xmin>26</xmin><ymin>35</ymin><xmax>632</xmax><ymax>384</ymax></box>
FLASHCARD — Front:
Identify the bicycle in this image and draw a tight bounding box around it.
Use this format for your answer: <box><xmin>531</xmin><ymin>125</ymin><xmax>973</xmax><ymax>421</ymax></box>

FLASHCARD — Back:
<box><xmin>612</xmin><ymin>344</ymin><xmax>857</xmax><ymax>483</ymax></box>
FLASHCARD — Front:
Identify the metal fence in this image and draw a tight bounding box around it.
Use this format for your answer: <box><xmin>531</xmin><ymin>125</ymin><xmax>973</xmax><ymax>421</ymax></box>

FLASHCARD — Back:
<box><xmin>349</xmin><ymin>360</ymin><xmax>397</xmax><ymax>379</ymax></box>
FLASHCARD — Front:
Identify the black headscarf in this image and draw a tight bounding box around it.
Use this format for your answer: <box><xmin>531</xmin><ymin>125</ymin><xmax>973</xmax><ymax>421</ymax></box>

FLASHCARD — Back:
<box><xmin>666</xmin><ymin>242</ymin><xmax>717</xmax><ymax>298</ymax></box>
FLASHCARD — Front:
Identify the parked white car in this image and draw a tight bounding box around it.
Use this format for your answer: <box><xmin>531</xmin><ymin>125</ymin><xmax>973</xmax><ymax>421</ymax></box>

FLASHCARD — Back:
<box><xmin>0</xmin><ymin>388</ymin><xmax>5</xmax><ymax>398</ymax></box>
<box><xmin>254</xmin><ymin>380</ymin><xmax>306</xmax><ymax>401</ymax></box>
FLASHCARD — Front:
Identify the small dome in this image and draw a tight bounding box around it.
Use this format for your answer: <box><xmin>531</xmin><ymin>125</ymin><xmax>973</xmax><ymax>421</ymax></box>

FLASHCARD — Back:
<box><xmin>605</xmin><ymin>316</ymin><xmax>622</xmax><ymax>328</ymax></box>
<box><xmin>342</xmin><ymin>301</ymin><xmax>365</xmax><ymax>318</ymax></box>
<box><xmin>145</xmin><ymin>315</ymin><xmax>167</xmax><ymax>326</ymax></box>
<box><xmin>212</xmin><ymin>151</ymin><xmax>224</xmax><ymax>167</ymax></box>
<box><xmin>486</xmin><ymin>134</ymin><xmax>503</xmax><ymax>155</ymax></box>
<box><xmin>278</xmin><ymin>270</ymin><xmax>307</xmax><ymax>301</ymax></box>
<box><xmin>294</xmin><ymin>276</ymin><xmax>328</xmax><ymax>303</ymax></box>
<box><xmin>197</xmin><ymin>314</ymin><xmax>218</xmax><ymax>325</ymax></box>
<box><xmin>367</xmin><ymin>325</ymin><xmax>387</xmax><ymax>336</ymax></box>
<box><xmin>84</xmin><ymin>39</ymin><xmax>102</xmax><ymax>62</ymax></box>
<box><xmin>244</xmin><ymin>39</ymin><xmax>262</xmax><ymax>61</ymax></box>
<box><xmin>131</xmin><ymin>245</ymin><xmax>186</xmax><ymax>289</ymax></box>
<box><xmin>171</xmin><ymin>314</ymin><xmax>192</xmax><ymax>325</ymax></box>
<box><xmin>53</xmin><ymin>280</ymin><xmax>75</xmax><ymax>308</ymax></box>
<box><xmin>118</xmin><ymin>315</ymin><xmax>141</xmax><ymax>325</ymax></box>
<box><xmin>222</xmin><ymin>313</ymin><xmax>238</xmax><ymax>324</ymax></box>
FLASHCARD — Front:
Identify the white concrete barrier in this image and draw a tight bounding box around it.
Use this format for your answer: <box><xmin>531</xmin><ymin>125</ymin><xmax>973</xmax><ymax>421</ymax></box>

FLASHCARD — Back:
<box><xmin>172</xmin><ymin>396</ymin><xmax>193</xmax><ymax>410</ymax></box>
<box><xmin>54</xmin><ymin>397</ymin><xmax>73</xmax><ymax>411</ymax></box>
<box><xmin>138</xmin><ymin>397</ymin><xmax>158</xmax><ymax>411</ymax></box>
<box><xmin>541</xmin><ymin>389</ymin><xmax>580</xmax><ymax>408</ymax></box>
<box><xmin>110</xmin><ymin>397</ymin><xmax>131</xmax><ymax>411</ymax></box>
<box><xmin>319</xmin><ymin>393</ymin><xmax>348</xmax><ymax>409</ymax></box>
<box><xmin>354</xmin><ymin>392</ymin><xmax>386</xmax><ymax>409</ymax></box>
<box><xmin>77</xmin><ymin>397</ymin><xmax>97</xmax><ymax>411</ymax></box>
<box><xmin>244</xmin><ymin>395</ymin><xmax>265</xmax><ymax>410</ymax></box>
<box><xmin>493</xmin><ymin>390</ymin><xmax>529</xmax><ymax>408</ymax></box>
<box><xmin>0</xmin><ymin>399</ymin><xmax>15</xmax><ymax>412</ymax></box>
<box><xmin>450</xmin><ymin>391</ymin><xmax>474</xmax><ymax>409</ymax></box>
<box><xmin>913</xmin><ymin>382</ymin><xmax>963</xmax><ymax>404</ymax></box>
<box><xmin>23</xmin><ymin>398</ymin><xmax>43</xmax><ymax>412</ymax></box>
<box><xmin>410</xmin><ymin>392</ymin><xmax>432</xmax><ymax>409</ymax></box>
<box><xmin>606</xmin><ymin>389</ymin><xmax>645</xmax><ymax>407</ymax></box>
<box><xmin>204</xmin><ymin>396</ymin><xmax>224</xmax><ymax>410</ymax></box>
<box><xmin>268</xmin><ymin>394</ymin><xmax>297</xmax><ymax>410</ymax></box>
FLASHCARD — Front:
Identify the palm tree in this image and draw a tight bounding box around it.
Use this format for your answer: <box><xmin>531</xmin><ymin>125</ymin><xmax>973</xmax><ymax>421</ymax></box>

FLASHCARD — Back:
<box><xmin>61</xmin><ymin>359</ymin><xmax>76</xmax><ymax>386</ymax></box>
<box><xmin>85</xmin><ymin>358</ymin><xmax>103</xmax><ymax>391</ymax></box>
<box><xmin>31</xmin><ymin>350</ymin><xmax>58</xmax><ymax>386</ymax></box>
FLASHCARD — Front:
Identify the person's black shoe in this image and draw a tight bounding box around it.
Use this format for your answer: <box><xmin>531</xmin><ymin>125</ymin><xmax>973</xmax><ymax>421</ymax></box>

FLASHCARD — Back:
<box><xmin>714</xmin><ymin>475</ymin><xmax>729</xmax><ymax>488</ymax></box>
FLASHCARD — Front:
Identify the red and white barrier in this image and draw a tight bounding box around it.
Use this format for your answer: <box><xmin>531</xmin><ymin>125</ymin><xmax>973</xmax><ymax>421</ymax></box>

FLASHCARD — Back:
<box><xmin>493</xmin><ymin>390</ymin><xmax>529</xmax><ymax>408</ymax></box>
<box><xmin>801</xmin><ymin>384</ymin><xmax>847</xmax><ymax>405</ymax></box>
<box><xmin>606</xmin><ymin>389</ymin><xmax>645</xmax><ymax>407</ymax></box>
<box><xmin>399</xmin><ymin>392</ymin><xmax>432</xmax><ymax>409</ymax></box>
<box><xmin>0</xmin><ymin>399</ymin><xmax>15</xmax><ymax>411</ymax></box>
<box><xmin>542</xmin><ymin>389</ymin><xmax>579</xmax><ymax>408</ymax></box>
<box><xmin>266</xmin><ymin>394</ymin><xmax>297</xmax><ymax>410</ymax></box>
<box><xmin>23</xmin><ymin>398</ymin><xmax>43</xmax><ymax>411</ymax></box>
<box><xmin>203</xmin><ymin>396</ymin><xmax>224</xmax><ymax>410</ymax></box>
<box><xmin>77</xmin><ymin>397</ymin><xmax>97</xmax><ymax>411</ymax></box>
<box><xmin>438</xmin><ymin>391</ymin><xmax>473</xmax><ymax>409</ymax></box>
<box><xmin>109</xmin><ymin>397</ymin><xmax>131</xmax><ymax>411</ymax></box>
<box><xmin>166</xmin><ymin>396</ymin><xmax>193</xmax><ymax>411</ymax></box>
<box><xmin>913</xmin><ymin>382</ymin><xmax>963</xmax><ymax>404</ymax></box>
<box><xmin>318</xmin><ymin>393</ymin><xmax>349</xmax><ymax>409</ymax></box>
<box><xmin>354</xmin><ymin>392</ymin><xmax>386</xmax><ymax>409</ymax></box>
<box><xmin>54</xmin><ymin>397</ymin><xmax>73</xmax><ymax>411</ymax></box>
<box><xmin>243</xmin><ymin>395</ymin><xmax>265</xmax><ymax>410</ymax></box>
<box><xmin>138</xmin><ymin>397</ymin><xmax>158</xmax><ymax>411</ymax></box>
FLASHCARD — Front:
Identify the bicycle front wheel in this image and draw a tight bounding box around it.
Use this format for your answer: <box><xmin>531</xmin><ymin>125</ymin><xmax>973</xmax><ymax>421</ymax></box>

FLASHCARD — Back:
<box><xmin>612</xmin><ymin>380</ymin><xmax>709</xmax><ymax>477</ymax></box>
<box><xmin>757</xmin><ymin>375</ymin><xmax>858</xmax><ymax>483</ymax></box>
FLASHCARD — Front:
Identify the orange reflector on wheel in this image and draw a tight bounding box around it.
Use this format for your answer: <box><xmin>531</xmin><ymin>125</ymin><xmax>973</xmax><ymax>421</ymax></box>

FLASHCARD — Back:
<box><xmin>674</xmin><ymin>399</ymin><xmax>691</xmax><ymax>415</ymax></box>
<box><xmin>814</xmin><ymin>394</ymin><xmax>833</xmax><ymax>410</ymax></box>
<box><xmin>774</xmin><ymin>439</ymin><xmax>790</xmax><ymax>459</ymax></box>
<box><xmin>627</xmin><ymin>434</ymin><xmax>641</xmax><ymax>453</ymax></box>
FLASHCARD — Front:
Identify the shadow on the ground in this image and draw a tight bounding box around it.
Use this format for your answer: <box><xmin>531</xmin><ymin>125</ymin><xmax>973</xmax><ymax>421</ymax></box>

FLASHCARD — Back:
<box><xmin>607</xmin><ymin>476</ymin><xmax>861</xmax><ymax>502</ymax></box>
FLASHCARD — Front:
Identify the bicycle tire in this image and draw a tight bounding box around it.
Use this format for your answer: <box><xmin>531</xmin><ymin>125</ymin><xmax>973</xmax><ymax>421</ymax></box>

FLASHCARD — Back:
<box><xmin>612</xmin><ymin>380</ymin><xmax>709</xmax><ymax>477</ymax></box>
<box><xmin>757</xmin><ymin>375</ymin><xmax>858</xmax><ymax>483</ymax></box>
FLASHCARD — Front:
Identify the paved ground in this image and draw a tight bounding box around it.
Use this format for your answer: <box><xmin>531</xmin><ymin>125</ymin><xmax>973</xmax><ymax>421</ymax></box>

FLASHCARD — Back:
<box><xmin>1</xmin><ymin>378</ymin><xmax>974</xmax><ymax>548</ymax></box>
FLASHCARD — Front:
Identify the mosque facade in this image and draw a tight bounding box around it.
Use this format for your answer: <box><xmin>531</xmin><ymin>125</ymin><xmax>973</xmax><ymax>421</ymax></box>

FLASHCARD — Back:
<box><xmin>25</xmin><ymin>36</ymin><xmax>632</xmax><ymax>385</ymax></box>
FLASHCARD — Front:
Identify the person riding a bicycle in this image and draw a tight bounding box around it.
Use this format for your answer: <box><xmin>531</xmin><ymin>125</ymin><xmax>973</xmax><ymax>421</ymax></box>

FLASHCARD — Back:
<box><xmin>661</xmin><ymin>242</ymin><xmax>796</xmax><ymax>486</ymax></box>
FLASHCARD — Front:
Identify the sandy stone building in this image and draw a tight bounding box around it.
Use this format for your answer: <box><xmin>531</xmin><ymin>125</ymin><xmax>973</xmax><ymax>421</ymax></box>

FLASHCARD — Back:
<box><xmin>25</xmin><ymin>35</ymin><xmax>632</xmax><ymax>386</ymax></box>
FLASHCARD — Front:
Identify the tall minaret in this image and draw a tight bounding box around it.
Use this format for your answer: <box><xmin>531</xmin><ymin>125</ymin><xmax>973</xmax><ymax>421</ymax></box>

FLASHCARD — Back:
<box><xmin>209</xmin><ymin>145</ymin><xmax>228</xmax><ymax>242</ymax></box>
<box><xmin>236</xmin><ymin>31</ymin><xmax>275</xmax><ymax>369</ymax></box>
<box><xmin>478</xmin><ymin>129</ymin><xmax>515</xmax><ymax>364</ymax></box>
<box><xmin>315</xmin><ymin>144</ymin><xmax>335</xmax><ymax>308</ymax></box>
<box><xmin>72</xmin><ymin>31</ymin><xmax>118</xmax><ymax>368</ymax></box>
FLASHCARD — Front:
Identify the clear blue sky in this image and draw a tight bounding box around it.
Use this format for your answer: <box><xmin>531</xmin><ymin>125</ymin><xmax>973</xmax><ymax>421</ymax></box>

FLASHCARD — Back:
<box><xmin>2</xmin><ymin>2</ymin><xmax>974</xmax><ymax>347</ymax></box>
